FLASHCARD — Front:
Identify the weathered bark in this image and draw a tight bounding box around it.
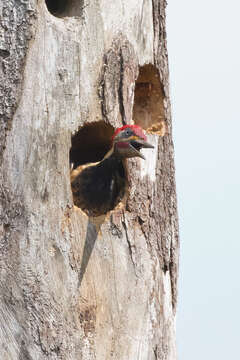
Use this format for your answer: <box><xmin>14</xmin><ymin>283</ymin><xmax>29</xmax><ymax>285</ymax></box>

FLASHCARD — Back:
<box><xmin>0</xmin><ymin>0</ymin><xmax>179</xmax><ymax>359</ymax></box>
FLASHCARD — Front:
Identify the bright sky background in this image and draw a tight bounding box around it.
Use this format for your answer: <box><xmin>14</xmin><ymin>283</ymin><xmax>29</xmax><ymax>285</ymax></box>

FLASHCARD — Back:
<box><xmin>167</xmin><ymin>1</ymin><xmax>240</xmax><ymax>359</ymax></box>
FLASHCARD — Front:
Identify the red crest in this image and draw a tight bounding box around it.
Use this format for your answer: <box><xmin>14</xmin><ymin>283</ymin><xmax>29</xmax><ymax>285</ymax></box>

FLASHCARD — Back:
<box><xmin>112</xmin><ymin>125</ymin><xmax>146</xmax><ymax>141</ymax></box>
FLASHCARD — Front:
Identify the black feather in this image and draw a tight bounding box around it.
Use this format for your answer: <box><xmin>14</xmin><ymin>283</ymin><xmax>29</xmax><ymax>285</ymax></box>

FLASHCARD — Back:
<box><xmin>71</xmin><ymin>156</ymin><xmax>126</xmax><ymax>216</ymax></box>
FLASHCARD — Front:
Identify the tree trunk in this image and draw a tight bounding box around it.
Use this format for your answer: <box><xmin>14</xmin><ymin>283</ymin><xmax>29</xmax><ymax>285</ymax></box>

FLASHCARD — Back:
<box><xmin>0</xmin><ymin>0</ymin><xmax>179</xmax><ymax>359</ymax></box>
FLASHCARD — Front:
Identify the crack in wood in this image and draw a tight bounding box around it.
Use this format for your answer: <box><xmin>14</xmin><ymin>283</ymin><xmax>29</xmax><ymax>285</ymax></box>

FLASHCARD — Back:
<box><xmin>121</xmin><ymin>212</ymin><xmax>137</xmax><ymax>276</ymax></box>
<box><xmin>118</xmin><ymin>48</ymin><xmax>126</xmax><ymax>124</ymax></box>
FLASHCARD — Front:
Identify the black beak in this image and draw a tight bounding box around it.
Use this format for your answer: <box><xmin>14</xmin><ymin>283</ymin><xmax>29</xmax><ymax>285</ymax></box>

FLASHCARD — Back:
<box><xmin>130</xmin><ymin>138</ymin><xmax>154</xmax><ymax>160</ymax></box>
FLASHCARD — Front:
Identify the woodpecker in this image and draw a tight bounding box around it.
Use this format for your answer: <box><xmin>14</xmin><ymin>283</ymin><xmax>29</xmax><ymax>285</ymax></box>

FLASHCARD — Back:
<box><xmin>71</xmin><ymin>125</ymin><xmax>154</xmax><ymax>216</ymax></box>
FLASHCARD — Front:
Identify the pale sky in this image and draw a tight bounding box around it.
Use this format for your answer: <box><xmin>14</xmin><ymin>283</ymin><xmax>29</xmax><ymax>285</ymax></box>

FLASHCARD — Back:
<box><xmin>167</xmin><ymin>1</ymin><xmax>240</xmax><ymax>359</ymax></box>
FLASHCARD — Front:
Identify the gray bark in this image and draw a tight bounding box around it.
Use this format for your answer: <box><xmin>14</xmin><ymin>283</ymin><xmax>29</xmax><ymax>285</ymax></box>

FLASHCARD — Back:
<box><xmin>0</xmin><ymin>0</ymin><xmax>179</xmax><ymax>359</ymax></box>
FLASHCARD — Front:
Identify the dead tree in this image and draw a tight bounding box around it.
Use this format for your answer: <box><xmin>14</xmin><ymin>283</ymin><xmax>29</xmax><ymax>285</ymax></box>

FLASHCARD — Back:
<box><xmin>0</xmin><ymin>0</ymin><xmax>179</xmax><ymax>359</ymax></box>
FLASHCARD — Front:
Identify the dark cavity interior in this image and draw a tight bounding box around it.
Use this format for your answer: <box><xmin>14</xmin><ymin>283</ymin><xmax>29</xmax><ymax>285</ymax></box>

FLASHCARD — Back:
<box><xmin>45</xmin><ymin>0</ymin><xmax>84</xmax><ymax>18</ymax></box>
<box><xmin>70</xmin><ymin>121</ymin><xmax>114</xmax><ymax>169</ymax></box>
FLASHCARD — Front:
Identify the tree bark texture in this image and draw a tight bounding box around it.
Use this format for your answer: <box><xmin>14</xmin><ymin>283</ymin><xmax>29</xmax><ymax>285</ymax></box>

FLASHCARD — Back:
<box><xmin>0</xmin><ymin>1</ymin><xmax>179</xmax><ymax>359</ymax></box>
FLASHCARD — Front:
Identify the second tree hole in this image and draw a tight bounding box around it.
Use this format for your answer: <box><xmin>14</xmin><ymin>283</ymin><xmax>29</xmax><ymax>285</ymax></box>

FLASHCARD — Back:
<box><xmin>133</xmin><ymin>64</ymin><xmax>166</xmax><ymax>136</ymax></box>
<box><xmin>45</xmin><ymin>0</ymin><xmax>84</xmax><ymax>18</ymax></box>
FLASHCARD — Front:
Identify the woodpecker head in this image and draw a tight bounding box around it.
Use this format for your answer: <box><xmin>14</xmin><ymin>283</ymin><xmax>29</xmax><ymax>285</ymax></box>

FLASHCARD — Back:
<box><xmin>112</xmin><ymin>125</ymin><xmax>154</xmax><ymax>160</ymax></box>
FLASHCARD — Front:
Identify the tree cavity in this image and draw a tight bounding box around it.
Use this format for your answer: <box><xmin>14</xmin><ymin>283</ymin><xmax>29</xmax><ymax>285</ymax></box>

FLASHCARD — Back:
<box><xmin>45</xmin><ymin>0</ymin><xmax>84</xmax><ymax>18</ymax></box>
<box><xmin>70</xmin><ymin>121</ymin><xmax>126</xmax><ymax>217</ymax></box>
<box><xmin>133</xmin><ymin>64</ymin><xmax>166</xmax><ymax>136</ymax></box>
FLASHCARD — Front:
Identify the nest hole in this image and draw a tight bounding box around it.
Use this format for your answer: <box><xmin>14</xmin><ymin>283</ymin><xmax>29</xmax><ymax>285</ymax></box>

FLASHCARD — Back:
<box><xmin>70</xmin><ymin>121</ymin><xmax>126</xmax><ymax>217</ymax></box>
<box><xmin>45</xmin><ymin>0</ymin><xmax>84</xmax><ymax>18</ymax></box>
<box><xmin>70</xmin><ymin>121</ymin><xmax>114</xmax><ymax>169</ymax></box>
<box><xmin>133</xmin><ymin>64</ymin><xmax>166</xmax><ymax>136</ymax></box>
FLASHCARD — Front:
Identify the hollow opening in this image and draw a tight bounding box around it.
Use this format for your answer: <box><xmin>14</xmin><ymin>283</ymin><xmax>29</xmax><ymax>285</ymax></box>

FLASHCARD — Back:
<box><xmin>45</xmin><ymin>0</ymin><xmax>84</xmax><ymax>18</ymax></box>
<box><xmin>70</xmin><ymin>121</ymin><xmax>126</xmax><ymax>217</ymax></box>
<box><xmin>70</xmin><ymin>121</ymin><xmax>114</xmax><ymax>168</ymax></box>
<box><xmin>133</xmin><ymin>64</ymin><xmax>166</xmax><ymax>136</ymax></box>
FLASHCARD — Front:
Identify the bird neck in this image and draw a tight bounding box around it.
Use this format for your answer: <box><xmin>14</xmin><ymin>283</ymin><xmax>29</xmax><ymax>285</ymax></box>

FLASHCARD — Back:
<box><xmin>102</xmin><ymin>144</ymin><xmax>121</xmax><ymax>162</ymax></box>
